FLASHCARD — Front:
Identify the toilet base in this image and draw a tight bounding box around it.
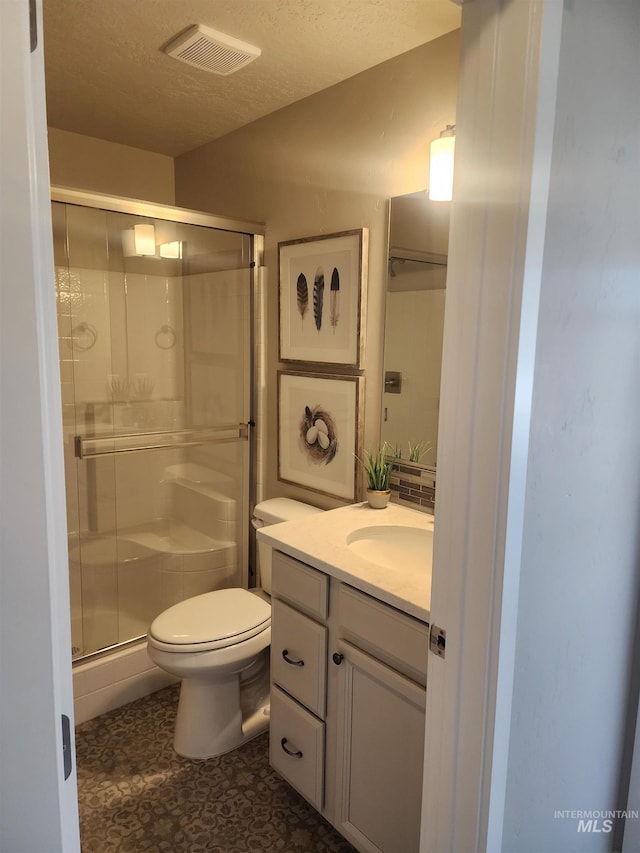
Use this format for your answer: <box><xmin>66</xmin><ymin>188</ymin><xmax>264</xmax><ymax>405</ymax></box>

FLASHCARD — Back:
<box><xmin>173</xmin><ymin>651</ymin><xmax>270</xmax><ymax>759</ymax></box>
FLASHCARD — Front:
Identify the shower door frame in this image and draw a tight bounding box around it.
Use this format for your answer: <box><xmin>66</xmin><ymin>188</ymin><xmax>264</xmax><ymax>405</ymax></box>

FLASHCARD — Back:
<box><xmin>52</xmin><ymin>186</ymin><xmax>265</xmax><ymax>661</ymax></box>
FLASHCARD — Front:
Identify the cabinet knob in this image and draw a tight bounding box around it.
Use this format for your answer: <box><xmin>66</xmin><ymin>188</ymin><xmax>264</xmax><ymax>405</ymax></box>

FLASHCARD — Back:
<box><xmin>282</xmin><ymin>649</ymin><xmax>305</xmax><ymax>667</ymax></box>
<box><xmin>332</xmin><ymin>652</ymin><xmax>344</xmax><ymax>665</ymax></box>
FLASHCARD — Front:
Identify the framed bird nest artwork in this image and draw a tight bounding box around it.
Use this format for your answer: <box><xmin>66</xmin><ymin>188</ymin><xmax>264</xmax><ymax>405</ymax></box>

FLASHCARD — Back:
<box><xmin>278</xmin><ymin>371</ymin><xmax>364</xmax><ymax>501</ymax></box>
<box><xmin>278</xmin><ymin>229</ymin><xmax>368</xmax><ymax>368</ymax></box>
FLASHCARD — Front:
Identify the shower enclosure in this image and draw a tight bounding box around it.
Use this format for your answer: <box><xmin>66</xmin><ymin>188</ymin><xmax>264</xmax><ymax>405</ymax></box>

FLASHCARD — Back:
<box><xmin>52</xmin><ymin>189</ymin><xmax>263</xmax><ymax>661</ymax></box>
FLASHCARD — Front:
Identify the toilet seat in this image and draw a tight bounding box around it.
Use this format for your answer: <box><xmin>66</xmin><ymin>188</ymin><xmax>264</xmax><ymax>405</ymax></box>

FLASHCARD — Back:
<box><xmin>148</xmin><ymin>588</ymin><xmax>271</xmax><ymax>653</ymax></box>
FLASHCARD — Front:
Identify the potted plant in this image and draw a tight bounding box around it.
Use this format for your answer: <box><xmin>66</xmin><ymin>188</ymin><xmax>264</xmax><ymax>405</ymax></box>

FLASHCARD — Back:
<box><xmin>407</xmin><ymin>440</ymin><xmax>431</xmax><ymax>463</ymax></box>
<box><xmin>357</xmin><ymin>443</ymin><xmax>393</xmax><ymax>509</ymax></box>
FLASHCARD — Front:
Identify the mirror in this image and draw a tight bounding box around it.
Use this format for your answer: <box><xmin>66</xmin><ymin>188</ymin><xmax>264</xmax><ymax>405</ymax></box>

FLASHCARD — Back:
<box><xmin>381</xmin><ymin>192</ymin><xmax>449</xmax><ymax>470</ymax></box>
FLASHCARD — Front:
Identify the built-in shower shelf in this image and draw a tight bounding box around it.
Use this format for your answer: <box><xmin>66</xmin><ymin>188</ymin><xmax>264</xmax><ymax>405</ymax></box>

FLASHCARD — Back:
<box><xmin>125</xmin><ymin>523</ymin><xmax>233</xmax><ymax>557</ymax></box>
<box><xmin>169</xmin><ymin>476</ymin><xmax>236</xmax><ymax>504</ymax></box>
<box><xmin>72</xmin><ymin>521</ymin><xmax>235</xmax><ymax>563</ymax></box>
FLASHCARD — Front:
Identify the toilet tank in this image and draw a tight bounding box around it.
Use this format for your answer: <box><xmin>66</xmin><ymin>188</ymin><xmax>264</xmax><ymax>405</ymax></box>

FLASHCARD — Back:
<box><xmin>252</xmin><ymin>498</ymin><xmax>322</xmax><ymax>594</ymax></box>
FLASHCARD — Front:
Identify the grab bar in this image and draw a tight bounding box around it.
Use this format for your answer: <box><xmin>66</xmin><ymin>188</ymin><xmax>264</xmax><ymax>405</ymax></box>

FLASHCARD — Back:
<box><xmin>74</xmin><ymin>423</ymin><xmax>249</xmax><ymax>459</ymax></box>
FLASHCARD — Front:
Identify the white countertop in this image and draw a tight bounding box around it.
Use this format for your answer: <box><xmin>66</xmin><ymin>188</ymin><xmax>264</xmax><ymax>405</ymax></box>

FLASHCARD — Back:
<box><xmin>257</xmin><ymin>502</ymin><xmax>433</xmax><ymax>622</ymax></box>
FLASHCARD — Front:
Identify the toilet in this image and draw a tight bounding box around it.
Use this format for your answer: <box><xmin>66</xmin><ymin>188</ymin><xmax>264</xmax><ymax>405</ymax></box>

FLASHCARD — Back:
<box><xmin>147</xmin><ymin>498</ymin><xmax>321</xmax><ymax>759</ymax></box>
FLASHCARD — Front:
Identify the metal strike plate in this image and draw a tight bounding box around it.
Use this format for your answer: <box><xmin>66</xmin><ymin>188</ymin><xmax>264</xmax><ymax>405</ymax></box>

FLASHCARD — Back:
<box><xmin>62</xmin><ymin>714</ymin><xmax>72</xmax><ymax>779</ymax></box>
<box><xmin>429</xmin><ymin>624</ymin><xmax>446</xmax><ymax>659</ymax></box>
<box><xmin>384</xmin><ymin>371</ymin><xmax>402</xmax><ymax>394</ymax></box>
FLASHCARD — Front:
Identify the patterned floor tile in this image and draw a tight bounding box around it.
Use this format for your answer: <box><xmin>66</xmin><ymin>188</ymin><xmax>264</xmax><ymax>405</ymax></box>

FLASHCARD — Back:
<box><xmin>76</xmin><ymin>685</ymin><xmax>356</xmax><ymax>853</ymax></box>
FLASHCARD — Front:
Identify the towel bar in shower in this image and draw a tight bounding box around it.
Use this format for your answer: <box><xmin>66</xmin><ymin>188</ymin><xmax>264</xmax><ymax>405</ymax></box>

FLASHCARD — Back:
<box><xmin>74</xmin><ymin>423</ymin><xmax>249</xmax><ymax>459</ymax></box>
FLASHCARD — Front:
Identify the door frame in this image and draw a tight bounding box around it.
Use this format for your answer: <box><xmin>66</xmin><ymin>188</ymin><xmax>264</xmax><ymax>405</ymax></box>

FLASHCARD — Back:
<box><xmin>0</xmin><ymin>0</ymin><xmax>80</xmax><ymax>849</ymax></box>
<box><xmin>2</xmin><ymin>0</ymin><xmax>570</xmax><ymax>850</ymax></box>
<box><xmin>421</xmin><ymin>2</ymin><xmax>564</xmax><ymax>851</ymax></box>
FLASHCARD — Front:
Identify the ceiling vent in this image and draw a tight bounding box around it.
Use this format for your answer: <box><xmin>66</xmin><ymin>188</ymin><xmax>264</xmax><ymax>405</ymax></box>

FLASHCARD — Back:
<box><xmin>165</xmin><ymin>25</ymin><xmax>261</xmax><ymax>76</ymax></box>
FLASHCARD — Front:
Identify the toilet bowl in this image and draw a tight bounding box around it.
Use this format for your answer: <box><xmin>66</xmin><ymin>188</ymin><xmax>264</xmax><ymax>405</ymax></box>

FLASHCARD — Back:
<box><xmin>147</xmin><ymin>498</ymin><xmax>322</xmax><ymax>759</ymax></box>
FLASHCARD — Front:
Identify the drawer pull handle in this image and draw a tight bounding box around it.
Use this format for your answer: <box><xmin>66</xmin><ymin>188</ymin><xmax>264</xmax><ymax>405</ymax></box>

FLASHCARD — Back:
<box><xmin>332</xmin><ymin>652</ymin><xmax>344</xmax><ymax>665</ymax></box>
<box><xmin>280</xmin><ymin>738</ymin><xmax>303</xmax><ymax>759</ymax></box>
<box><xmin>282</xmin><ymin>649</ymin><xmax>305</xmax><ymax>667</ymax></box>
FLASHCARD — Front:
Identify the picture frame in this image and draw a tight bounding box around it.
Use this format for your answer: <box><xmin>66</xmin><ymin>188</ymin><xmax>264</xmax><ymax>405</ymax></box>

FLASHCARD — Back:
<box><xmin>278</xmin><ymin>229</ymin><xmax>368</xmax><ymax>368</ymax></box>
<box><xmin>278</xmin><ymin>371</ymin><xmax>364</xmax><ymax>501</ymax></box>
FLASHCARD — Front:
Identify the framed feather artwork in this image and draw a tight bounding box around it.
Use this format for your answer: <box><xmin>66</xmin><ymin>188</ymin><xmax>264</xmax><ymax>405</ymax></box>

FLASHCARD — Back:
<box><xmin>278</xmin><ymin>371</ymin><xmax>364</xmax><ymax>500</ymax></box>
<box><xmin>278</xmin><ymin>229</ymin><xmax>368</xmax><ymax>368</ymax></box>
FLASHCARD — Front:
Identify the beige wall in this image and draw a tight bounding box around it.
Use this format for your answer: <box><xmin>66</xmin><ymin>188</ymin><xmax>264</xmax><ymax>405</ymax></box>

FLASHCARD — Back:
<box><xmin>48</xmin><ymin>128</ymin><xmax>175</xmax><ymax>204</ymax></box>
<box><xmin>175</xmin><ymin>31</ymin><xmax>460</xmax><ymax>509</ymax></box>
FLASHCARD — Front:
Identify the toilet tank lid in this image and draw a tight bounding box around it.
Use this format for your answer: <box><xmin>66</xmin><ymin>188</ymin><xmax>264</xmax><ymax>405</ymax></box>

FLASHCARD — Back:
<box><xmin>253</xmin><ymin>497</ymin><xmax>323</xmax><ymax>525</ymax></box>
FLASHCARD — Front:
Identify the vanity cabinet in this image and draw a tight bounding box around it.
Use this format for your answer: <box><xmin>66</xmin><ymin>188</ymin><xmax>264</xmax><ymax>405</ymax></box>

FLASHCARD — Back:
<box><xmin>269</xmin><ymin>550</ymin><xmax>429</xmax><ymax>853</ymax></box>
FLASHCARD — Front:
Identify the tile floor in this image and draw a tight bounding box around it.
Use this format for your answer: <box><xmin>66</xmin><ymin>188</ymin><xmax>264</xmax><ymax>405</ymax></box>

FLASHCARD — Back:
<box><xmin>75</xmin><ymin>684</ymin><xmax>357</xmax><ymax>852</ymax></box>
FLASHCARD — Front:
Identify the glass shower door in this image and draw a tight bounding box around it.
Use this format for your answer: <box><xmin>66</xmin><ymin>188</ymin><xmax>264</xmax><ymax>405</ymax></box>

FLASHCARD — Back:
<box><xmin>53</xmin><ymin>201</ymin><xmax>252</xmax><ymax>659</ymax></box>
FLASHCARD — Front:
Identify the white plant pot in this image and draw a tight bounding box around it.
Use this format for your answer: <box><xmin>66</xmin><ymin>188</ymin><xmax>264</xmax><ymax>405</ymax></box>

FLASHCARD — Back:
<box><xmin>366</xmin><ymin>488</ymin><xmax>391</xmax><ymax>509</ymax></box>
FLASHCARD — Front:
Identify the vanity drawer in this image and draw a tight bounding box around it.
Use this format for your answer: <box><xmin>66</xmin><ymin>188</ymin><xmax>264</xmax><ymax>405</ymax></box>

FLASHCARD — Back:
<box><xmin>272</xmin><ymin>551</ymin><xmax>329</xmax><ymax>620</ymax></box>
<box><xmin>338</xmin><ymin>584</ymin><xmax>429</xmax><ymax>686</ymax></box>
<box><xmin>270</xmin><ymin>686</ymin><xmax>325</xmax><ymax>811</ymax></box>
<box><xmin>271</xmin><ymin>599</ymin><xmax>327</xmax><ymax>718</ymax></box>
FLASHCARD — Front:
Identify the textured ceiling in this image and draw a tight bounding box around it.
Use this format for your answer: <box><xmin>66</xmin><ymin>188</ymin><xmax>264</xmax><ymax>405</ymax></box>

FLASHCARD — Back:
<box><xmin>43</xmin><ymin>0</ymin><xmax>460</xmax><ymax>157</ymax></box>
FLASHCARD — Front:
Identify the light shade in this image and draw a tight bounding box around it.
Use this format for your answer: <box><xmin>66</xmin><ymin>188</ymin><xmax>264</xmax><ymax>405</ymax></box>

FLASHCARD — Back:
<box><xmin>429</xmin><ymin>127</ymin><xmax>456</xmax><ymax>201</ymax></box>
<box><xmin>134</xmin><ymin>223</ymin><xmax>156</xmax><ymax>256</ymax></box>
<box><xmin>122</xmin><ymin>223</ymin><xmax>157</xmax><ymax>257</ymax></box>
<box><xmin>159</xmin><ymin>240</ymin><xmax>183</xmax><ymax>259</ymax></box>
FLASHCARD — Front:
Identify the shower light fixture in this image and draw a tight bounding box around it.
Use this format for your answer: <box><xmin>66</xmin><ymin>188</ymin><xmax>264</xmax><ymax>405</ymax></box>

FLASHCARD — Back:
<box><xmin>159</xmin><ymin>241</ymin><xmax>183</xmax><ymax>259</ymax></box>
<box><xmin>134</xmin><ymin>223</ymin><xmax>156</xmax><ymax>255</ymax></box>
<box><xmin>122</xmin><ymin>223</ymin><xmax>157</xmax><ymax>257</ymax></box>
<box><xmin>121</xmin><ymin>226</ymin><xmax>183</xmax><ymax>260</ymax></box>
<box><xmin>429</xmin><ymin>125</ymin><xmax>456</xmax><ymax>202</ymax></box>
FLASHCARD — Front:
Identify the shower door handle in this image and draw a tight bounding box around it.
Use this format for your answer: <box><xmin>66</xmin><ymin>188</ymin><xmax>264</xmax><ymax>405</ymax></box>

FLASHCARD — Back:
<box><xmin>75</xmin><ymin>423</ymin><xmax>249</xmax><ymax>458</ymax></box>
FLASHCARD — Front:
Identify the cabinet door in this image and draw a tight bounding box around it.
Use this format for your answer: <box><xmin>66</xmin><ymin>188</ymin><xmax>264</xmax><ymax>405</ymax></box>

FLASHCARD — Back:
<box><xmin>334</xmin><ymin>641</ymin><xmax>426</xmax><ymax>853</ymax></box>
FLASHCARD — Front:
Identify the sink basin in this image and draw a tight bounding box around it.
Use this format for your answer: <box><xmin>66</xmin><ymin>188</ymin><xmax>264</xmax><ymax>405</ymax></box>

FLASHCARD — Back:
<box><xmin>346</xmin><ymin>525</ymin><xmax>433</xmax><ymax>572</ymax></box>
